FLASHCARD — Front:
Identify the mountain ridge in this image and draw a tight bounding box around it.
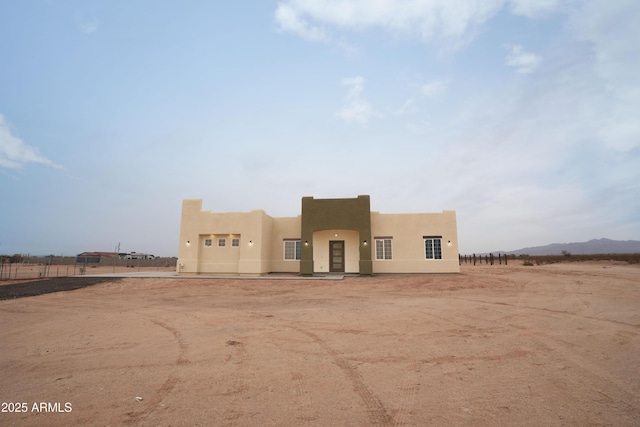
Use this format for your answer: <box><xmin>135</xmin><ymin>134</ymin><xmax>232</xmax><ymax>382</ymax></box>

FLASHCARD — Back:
<box><xmin>501</xmin><ymin>238</ymin><xmax>640</xmax><ymax>256</ymax></box>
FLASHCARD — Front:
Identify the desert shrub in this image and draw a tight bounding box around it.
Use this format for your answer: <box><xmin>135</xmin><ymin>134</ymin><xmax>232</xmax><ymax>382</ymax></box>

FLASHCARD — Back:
<box><xmin>523</xmin><ymin>260</ymin><xmax>534</xmax><ymax>266</ymax></box>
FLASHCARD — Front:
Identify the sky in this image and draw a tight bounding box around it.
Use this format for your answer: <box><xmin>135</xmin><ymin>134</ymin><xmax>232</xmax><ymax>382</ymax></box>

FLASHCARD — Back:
<box><xmin>1</xmin><ymin>0</ymin><xmax>639</xmax><ymax>257</ymax></box>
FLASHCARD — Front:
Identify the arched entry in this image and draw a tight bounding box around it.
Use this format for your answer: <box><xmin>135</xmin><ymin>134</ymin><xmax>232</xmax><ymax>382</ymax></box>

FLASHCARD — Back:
<box><xmin>312</xmin><ymin>229</ymin><xmax>360</xmax><ymax>273</ymax></box>
<box><xmin>300</xmin><ymin>195</ymin><xmax>372</xmax><ymax>275</ymax></box>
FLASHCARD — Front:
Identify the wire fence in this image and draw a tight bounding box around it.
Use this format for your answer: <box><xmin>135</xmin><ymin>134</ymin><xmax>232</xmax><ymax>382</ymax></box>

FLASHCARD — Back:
<box><xmin>0</xmin><ymin>256</ymin><xmax>177</xmax><ymax>281</ymax></box>
<box><xmin>459</xmin><ymin>253</ymin><xmax>511</xmax><ymax>266</ymax></box>
<box><xmin>459</xmin><ymin>253</ymin><xmax>640</xmax><ymax>266</ymax></box>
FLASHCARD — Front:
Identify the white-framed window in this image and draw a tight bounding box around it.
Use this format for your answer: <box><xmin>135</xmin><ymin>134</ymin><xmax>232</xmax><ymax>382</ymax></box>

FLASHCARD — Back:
<box><xmin>231</xmin><ymin>238</ymin><xmax>240</xmax><ymax>247</ymax></box>
<box><xmin>218</xmin><ymin>238</ymin><xmax>226</xmax><ymax>247</ymax></box>
<box><xmin>424</xmin><ymin>236</ymin><xmax>442</xmax><ymax>260</ymax></box>
<box><xmin>375</xmin><ymin>238</ymin><xmax>392</xmax><ymax>260</ymax></box>
<box><xmin>204</xmin><ymin>238</ymin><xmax>212</xmax><ymax>247</ymax></box>
<box><xmin>284</xmin><ymin>240</ymin><xmax>301</xmax><ymax>260</ymax></box>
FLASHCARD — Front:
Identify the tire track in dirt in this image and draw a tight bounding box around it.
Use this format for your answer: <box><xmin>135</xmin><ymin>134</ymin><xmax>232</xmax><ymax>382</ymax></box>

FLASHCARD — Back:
<box><xmin>392</xmin><ymin>360</ymin><xmax>421</xmax><ymax>427</ymax></box>
<box><xmin>290</xmin><ymin>371</ymin><xmax>318</xmax><ymax>424</ymax></box>
<box><xmin>432</xmin><ymin>296</ymin><xmax>640</xmax><ymax>408</ymax></box>
<box><xmin>439</xmin><ymin>296</ymin><xmax>640</xmax><ymax>328</ymax></box>
<box><xmin>123</xmin><ymin>318</ymin><xmax>189</xmax><ymax>425</ymax></box>
<box><xmin>526</xmin><ymin>328</ymin><xmax>640</xmax><ymax>405</ymax></box>
<box><xmin>291</xmin><ymin>326</ymin><xmax>393</xmax><ymax>426</ymax></box>
<box><xmin>220</xmin><ymin>339</ymin><xmax>250</xmax><ymax>427</ymax></box>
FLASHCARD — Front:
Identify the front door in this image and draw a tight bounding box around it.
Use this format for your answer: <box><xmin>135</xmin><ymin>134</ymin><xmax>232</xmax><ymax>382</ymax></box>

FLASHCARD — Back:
<box><xmin>329</xmin><ymin>240</ymin><xmax>345</xmax><ymax>273</ymax></box>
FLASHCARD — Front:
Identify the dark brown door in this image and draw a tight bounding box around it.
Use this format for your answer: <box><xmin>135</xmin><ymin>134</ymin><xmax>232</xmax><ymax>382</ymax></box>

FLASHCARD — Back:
<box><xmin>329</xmin><ymin>240</ymin><xmax>345</xmax><ymax>273</ymax></box>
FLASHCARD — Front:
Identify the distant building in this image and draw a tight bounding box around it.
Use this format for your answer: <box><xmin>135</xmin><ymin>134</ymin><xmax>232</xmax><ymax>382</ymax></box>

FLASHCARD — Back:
<box><xmin>75</xmin><ymin>252</ymin><xmax>118</xmax><ymax>264</ymax></box>
<box><xmin>177</xmin><ymin>195</ymin><xmax>459</xmax><ymax>275</ymax></box>
<box><xmin>122</xmin><ymin>252</ymin><xmax>155</xmax><ymax>260</ymax></box>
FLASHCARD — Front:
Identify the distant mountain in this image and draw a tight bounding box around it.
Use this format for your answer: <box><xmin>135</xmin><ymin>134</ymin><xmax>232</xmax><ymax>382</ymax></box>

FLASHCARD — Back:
<box><xmin>505</xmin><ymin>238</ymin><xmax>640</xmax><ymax>256</ymax></box>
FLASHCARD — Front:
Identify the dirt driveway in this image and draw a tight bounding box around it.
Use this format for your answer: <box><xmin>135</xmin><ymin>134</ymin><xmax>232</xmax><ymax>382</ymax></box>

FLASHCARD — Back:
<box><xmin>1</xmin><ymin>262</ymin><xmax>639</xmax><ymax>426</ymax></box>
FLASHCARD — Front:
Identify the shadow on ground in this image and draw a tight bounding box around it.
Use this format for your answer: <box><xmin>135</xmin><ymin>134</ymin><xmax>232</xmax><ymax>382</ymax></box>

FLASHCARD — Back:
<box><xmin>0</xmin><ymin>277</ymin><xmax>122</xmax><ymax>300</ymax></box>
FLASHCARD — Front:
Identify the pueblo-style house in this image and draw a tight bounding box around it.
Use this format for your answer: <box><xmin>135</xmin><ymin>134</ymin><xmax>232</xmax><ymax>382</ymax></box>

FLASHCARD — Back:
<box><xmin>177</xmin><ymin>195</ymin><xmax>459</xmax><ymax>275</ymax></box>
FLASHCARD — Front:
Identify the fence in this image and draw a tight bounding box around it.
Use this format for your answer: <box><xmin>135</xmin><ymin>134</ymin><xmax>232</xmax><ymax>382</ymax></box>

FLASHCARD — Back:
<box><xmin>0</xmin><ymin>257</ymin><xmax>178</xmax><ymax>281</ymax></box>
<box><xmin>459</xmin><ymin>253</ymin><xmax>511</xmax><ymax>266</ymax></box>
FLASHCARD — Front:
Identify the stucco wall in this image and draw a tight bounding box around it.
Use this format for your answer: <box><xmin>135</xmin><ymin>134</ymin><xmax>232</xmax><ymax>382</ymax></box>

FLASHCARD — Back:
<box><xmin>177</xmin><ymin>199</ymin><xmax>273</xmax><ymax>275</ymax></box>
<box><xmin>268</xmin><ymin>216</ymin><xmax>302</xmax><ymax>273</ymax></box>
<box><xmin>370</xmin><ymin>211</ymin><xmax>460</xmax><ymax>273</ymax></box>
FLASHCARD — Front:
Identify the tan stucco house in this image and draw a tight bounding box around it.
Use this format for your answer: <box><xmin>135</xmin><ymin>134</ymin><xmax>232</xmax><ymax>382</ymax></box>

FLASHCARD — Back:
<box><xmin>177</xmin><ymin>195</ymin><xmax>459</xmax><ymax>275</ymax></box>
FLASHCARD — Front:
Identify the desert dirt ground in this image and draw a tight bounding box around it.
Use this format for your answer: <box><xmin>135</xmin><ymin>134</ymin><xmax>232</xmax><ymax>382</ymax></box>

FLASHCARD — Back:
<box><xmin>1</xmin><ymin>262</ymin><xmax>639</xmax><ymax>426</ymax></box>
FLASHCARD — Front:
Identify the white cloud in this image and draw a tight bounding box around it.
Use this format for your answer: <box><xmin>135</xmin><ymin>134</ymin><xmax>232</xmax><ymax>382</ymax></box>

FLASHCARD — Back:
<box><xmin>342</xmin><ymin>76</ymin><xmax>364</xmax><ymax>99</ymax></box>
<box><xmin>0</xmin><ymin>115</ymin><xmax>64</xmax><ymax>170</ymax></box>
<box><xmin>394</xmin><ymin>79</ymin><xmax>449</xmax><ymax>116</ymax></box>
<box><xmin>274</xmin><ymin>2</ymin><xmax>328</xmax><ymax>42</ymax></box>
<box><xmin>505</xmin><ymin>44</ymin><xmax>542</xmax><ymax>73</ymax></box>
<box><xmin>274</xmin><ymin>1</ymin><xmax>587</xmax><ymax>53</ymax></box>
<box><xmin>274</xmin><ymin>0</ymin><xmax>541</xmax><ymax>51</ymax></box>
<box><xmin>71</xmin><ymin>10</ymin><xmax>99</xmax><ymax>34</ymax></box>
<box><xmin>394</xmin><ymin>98</ymin><xmax>415</xmax><ymax>116</ymax></box>
<box><xmin>420</xmin><ymin>79</ymin><xmax>449</xmax><ymax>97</ymax></box>
<box><xmin>567</xmin><ymin>0</ymin><xmax>640</xmax><ymax>152</ymax></box>
<box><xmin>79</xmin><ymin>20</ymin><xmax>98</xmax><ymax>35</ymax></box>
<box><xmin>336</xmin><ymin>76</ymin><xmax>378</xmax><ymax>124</ymax></box>
<box><xmin>508</xmin><ymin>0</ymin><xmax>574</xmax><ymax>17</ymax></box>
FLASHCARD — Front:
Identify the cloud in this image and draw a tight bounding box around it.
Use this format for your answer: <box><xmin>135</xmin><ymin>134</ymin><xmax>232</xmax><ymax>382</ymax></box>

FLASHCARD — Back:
<box><xmin>274</xmin><ymin>2</ymin><xmax>328</xmax><ymax>42</ymax></box>
<box><xmin>342</xmin><ymin>76</ymin><xmax>364</xmax><ymax>99</ymax></box>
<box><xmin>75</xmin><ymin>15</ymin><xmax>98</xmax><ymax>35</ymax></box>
<box><xmin>415</xmin><ymin>36</ymin><xmax>638</xmax><ymax>246</ymax></box>
<box><xmin>508</xmin><ymin>0</ymin><xmax>574</xmax><ymax>17</ymax></box>
<box><xmin>274</xmin><ymin>0</ymin><xmax>521</xmax><ymax>50</ymax></box>
<box><xmin>394</xmin><ymin>79</ymin><xmax>449</xmax><ymax>116</ymax></box>
<box><xmin>0</xmin><ymin>115</ymin><xmax>64</xmax><ymax>170</ymax></box>
<box><xmin>420</xmin><ymin>79</ymin><xmax>449</xmax><ymax>97</ymax></box>
<box><xmin>336</xmin><ymin>76</ymin><xmax>378</xmax><ymax>124</ymax></box>
<box><xmin>567</xmin><ymin>0</ymin><xmax>640</xmax><ymax>152</ymax></box>
<box><xmin>505</xmin><ymin>44</ymin><xmax>542</xmax><ymax>73</ymax></box>
<box><xmin>274</xmin><ymin>1</ymin><xmax>587</xmax><ymax>54</ymax></box>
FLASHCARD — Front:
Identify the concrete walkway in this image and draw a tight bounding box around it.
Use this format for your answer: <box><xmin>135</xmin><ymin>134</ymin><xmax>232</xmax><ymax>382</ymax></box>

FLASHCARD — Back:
<box><xmin>77</xmin><ymin>272</ymin><xmax>345</xmax><ymax>280</ymax></box>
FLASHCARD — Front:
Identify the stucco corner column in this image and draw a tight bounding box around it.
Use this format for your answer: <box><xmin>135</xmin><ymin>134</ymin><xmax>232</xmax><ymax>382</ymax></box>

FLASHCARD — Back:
<box><xmin>359</xmin><ymin>260</ymin><xmax>372</xmax><ymax>275</ymax></box>
<box><xmin>300</xmin><ymin>260</ymin><xmax>314</xmax><ymax>276</ymax></box>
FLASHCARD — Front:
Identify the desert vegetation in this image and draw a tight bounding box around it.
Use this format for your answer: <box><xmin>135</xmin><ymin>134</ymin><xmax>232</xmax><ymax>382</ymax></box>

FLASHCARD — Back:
<box><xmin>517</xmin><ymin>253</ymin><xmax>640</xmax><ymax>265</ymax></box>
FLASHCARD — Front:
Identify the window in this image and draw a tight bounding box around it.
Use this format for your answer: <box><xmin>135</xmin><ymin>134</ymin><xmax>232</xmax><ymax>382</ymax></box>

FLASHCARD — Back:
<box><xmin>218</xmin><ymin>238</ymin><xmax>226</xmax><ymax>247</ymax></box>
<box><xmin>284</xmin><ymin>240</ymin><xmax>301</xmax><ymax>260</ymax></box>
<box><xmin>424</xmin><ymin>237</ymin><xmax>442</xmax><ymax>259</ymax></box>
<box><xmin>204</xmin><ymin>239</ymin><xmax>212</xmax><ymax>247</ymax></box>
<box><xmin>375</xmin><ymin>238</ymin><xmax>392</xmax><ymax>260</ymax></box>
<box><xmin>231</xmin><ymin>238</ymin><xmax>240</xmax><ymax>247</ymax></box>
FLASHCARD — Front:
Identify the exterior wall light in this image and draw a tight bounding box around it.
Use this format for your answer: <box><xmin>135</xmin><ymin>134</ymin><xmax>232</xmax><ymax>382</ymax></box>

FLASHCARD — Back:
<box><xmin>304</xmin><ymin>241</ymin><xmax>309</xmax><ymax>246</ymax></box>
<box><xmin>447</xmin><ymin>240</ymin><xmax>451</xmax><ymax>246</ymax></box>
<box><xmin>363</xmin><ymin>240</ymin><xmax>367</xmax><ymax>245</ymax></box>
<box><xmin>186</xmin><ymin>241</ymin><xmax>190</xmax><ymax>246</ymax></box>
<box><xmin>249</xmin><ymin>240</ymin><xmax>253</xmax><ymax>246</ymax></box>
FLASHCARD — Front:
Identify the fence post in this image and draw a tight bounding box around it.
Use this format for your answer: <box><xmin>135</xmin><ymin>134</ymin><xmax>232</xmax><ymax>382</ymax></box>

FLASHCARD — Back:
<box><xmin>505</xmin><ymin>254</ymin><xmax>508</xmax><ymax>265</ymax></box>
<box><xmin>490</xmin><ymin>253</ymin><xmax>494</xmax><ymax>265</ymax></box>
<box><xmin>473</xmin><ymin>253</ymin><xmax>476</xmax><ymax>265</ymax></box>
